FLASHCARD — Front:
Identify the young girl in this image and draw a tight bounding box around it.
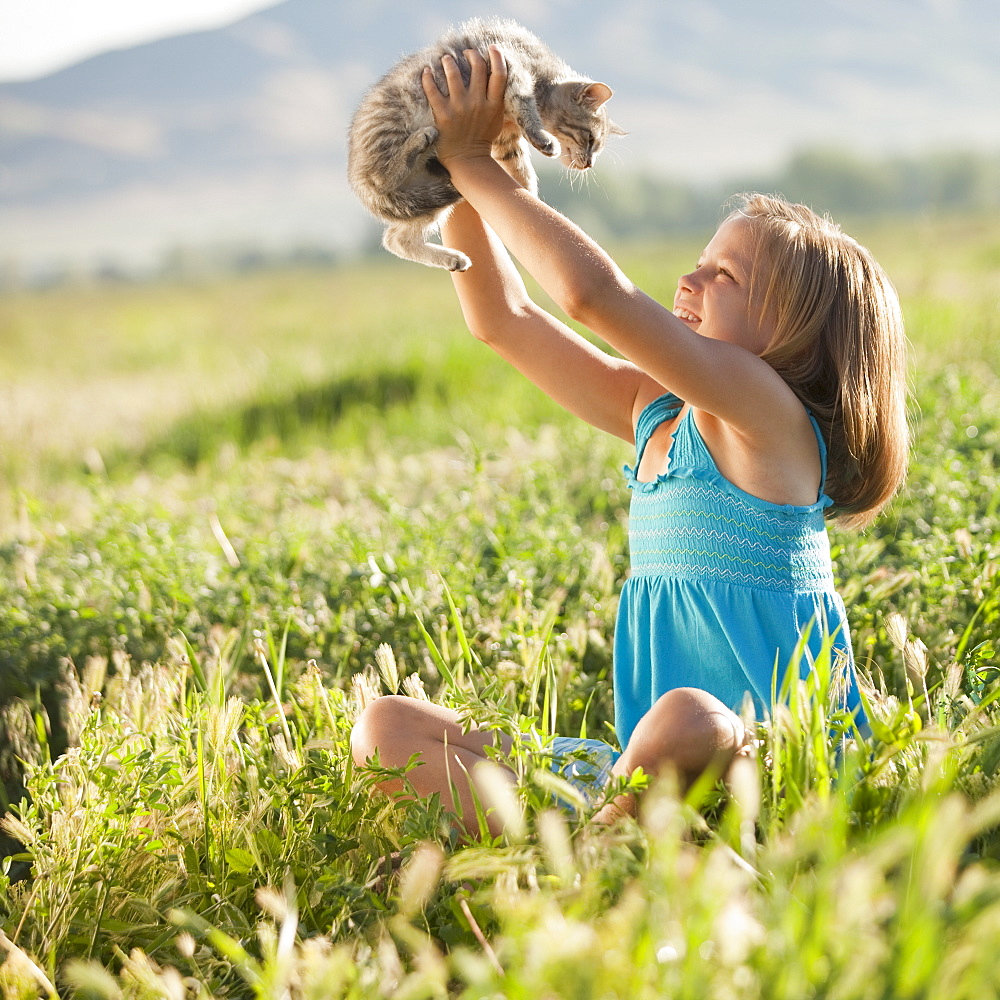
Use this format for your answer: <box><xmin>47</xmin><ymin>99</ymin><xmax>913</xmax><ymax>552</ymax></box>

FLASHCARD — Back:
<box><xmin>350</xmin><ymin>47</ymin><xmax>908</xmax><ymax>834</ymax></box>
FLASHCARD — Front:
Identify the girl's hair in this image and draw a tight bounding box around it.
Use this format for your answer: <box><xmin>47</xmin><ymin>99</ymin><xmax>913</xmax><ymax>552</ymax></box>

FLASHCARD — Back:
<box><xmin>730</xmin><ymin>192</ymin><xmax>909</xmax><ymax>529</ymax></box>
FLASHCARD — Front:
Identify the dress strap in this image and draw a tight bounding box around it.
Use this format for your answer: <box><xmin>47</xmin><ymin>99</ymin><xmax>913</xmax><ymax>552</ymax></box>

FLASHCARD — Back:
<box><xmin>633</xmin><ymin>392</ymin><xmax>683</xmax><ymax>468</ymax></box>
<box><xmin>807</xmin><ymin>412</ymin><xmax>829</xmax><ymax>493</ymax></box>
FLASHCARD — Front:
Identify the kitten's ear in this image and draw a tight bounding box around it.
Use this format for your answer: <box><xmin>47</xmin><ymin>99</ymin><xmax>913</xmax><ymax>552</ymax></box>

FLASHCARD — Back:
<box><xmin>577</xmin><ymin>82</ymin><xmax>613</xmax><ymax>109</ymax></box>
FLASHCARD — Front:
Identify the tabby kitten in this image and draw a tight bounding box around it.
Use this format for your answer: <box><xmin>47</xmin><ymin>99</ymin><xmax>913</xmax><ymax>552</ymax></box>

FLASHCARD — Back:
<box><xmin>348</xmin><ymin>18</ymin><xmax>621</xmax><ymax>271</ymax></box>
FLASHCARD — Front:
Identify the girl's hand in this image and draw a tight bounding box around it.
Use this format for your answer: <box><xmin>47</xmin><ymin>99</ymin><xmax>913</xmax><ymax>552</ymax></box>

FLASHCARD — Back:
<box><xmin>421</xmin><ymin>46</ymin><xmax>507</xmax><ymax>170</ymax></box>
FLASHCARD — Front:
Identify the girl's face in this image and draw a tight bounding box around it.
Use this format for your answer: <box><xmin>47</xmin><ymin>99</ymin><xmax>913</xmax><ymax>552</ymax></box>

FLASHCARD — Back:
<box><xmin>673</xmin><ymin>216</ymin><xmax>772</xmax><ymax>355</ymax></box>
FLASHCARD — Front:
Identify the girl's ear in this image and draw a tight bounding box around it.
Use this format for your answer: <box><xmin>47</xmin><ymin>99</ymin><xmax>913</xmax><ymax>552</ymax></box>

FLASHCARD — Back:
<box><xmin>577</xmin><ymin>82</ymin><xmax>613</xmax><ymax>109</ymax></box>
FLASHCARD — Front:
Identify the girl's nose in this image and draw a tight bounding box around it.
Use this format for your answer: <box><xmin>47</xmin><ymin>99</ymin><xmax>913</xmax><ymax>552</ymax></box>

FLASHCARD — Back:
<box><xmin>678</xmin><ymin>270</ymin><xmax>697</xmax><ymax>293</ymax></box>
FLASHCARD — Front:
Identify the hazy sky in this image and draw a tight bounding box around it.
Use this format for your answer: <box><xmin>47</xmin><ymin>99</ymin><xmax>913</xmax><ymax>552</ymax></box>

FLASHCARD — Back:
<box><xmin>0</xmin><ymin>0</ymin><xmax>277</xmax><ymax>80</ymax></box>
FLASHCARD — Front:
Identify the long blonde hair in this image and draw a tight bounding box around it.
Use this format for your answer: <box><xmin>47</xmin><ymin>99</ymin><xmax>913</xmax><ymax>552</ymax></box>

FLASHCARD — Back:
<box><xmin>732</xmin><ymin>193</ymin><xmax>909</xmax><ymax>529</ymax></box>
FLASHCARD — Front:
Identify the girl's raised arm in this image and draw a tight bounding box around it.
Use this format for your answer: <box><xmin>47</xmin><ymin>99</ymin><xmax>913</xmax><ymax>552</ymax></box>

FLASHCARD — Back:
<box><xmin>441</xmin><ymin>198</ymin><xmax>658</xmax><ymax>442</ymax></box>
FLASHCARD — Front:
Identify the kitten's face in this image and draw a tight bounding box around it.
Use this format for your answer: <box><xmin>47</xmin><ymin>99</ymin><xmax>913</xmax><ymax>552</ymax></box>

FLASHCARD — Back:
<box><xmin>545</xmin><ymin>81</ymin><xmax>621</xmax><ymax>171</ymax></box>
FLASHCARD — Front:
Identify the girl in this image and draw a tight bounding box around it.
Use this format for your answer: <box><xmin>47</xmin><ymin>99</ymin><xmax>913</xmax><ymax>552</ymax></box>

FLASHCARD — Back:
<box><xmin>351</xmin><ymin>47</ymin><xmax>908</xmax><ymax>834</ymax></box>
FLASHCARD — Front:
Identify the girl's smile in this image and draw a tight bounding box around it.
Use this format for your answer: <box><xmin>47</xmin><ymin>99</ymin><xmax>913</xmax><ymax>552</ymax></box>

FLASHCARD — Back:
<box><xmin>673</xmin><ymin>306</ymin><xmax>701</xmax><ymax>323</ymax></box>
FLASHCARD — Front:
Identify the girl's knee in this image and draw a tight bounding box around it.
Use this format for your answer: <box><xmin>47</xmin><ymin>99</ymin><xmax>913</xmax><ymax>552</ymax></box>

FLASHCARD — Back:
<box><xmin>623</xmin><ymin>687</ymin><xmax>748</xmax><ymax>785</ymax></box>
<box><xmin>350</xmin><ymin>694</ymin><xmax>412</xmax><ymax>767</ymax></box>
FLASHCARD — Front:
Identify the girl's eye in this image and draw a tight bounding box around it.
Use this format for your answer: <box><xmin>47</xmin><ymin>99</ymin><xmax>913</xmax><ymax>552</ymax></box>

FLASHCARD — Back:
<box><xmin>719</xmin><ymin>267</ymin><xmax>735</xmax><ymax>280</ymax></box>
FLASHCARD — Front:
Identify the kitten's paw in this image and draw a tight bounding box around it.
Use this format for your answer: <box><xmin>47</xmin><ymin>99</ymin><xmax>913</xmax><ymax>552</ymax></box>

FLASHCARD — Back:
<box><xmin>533</xmin><ymin>133</ymin><xmax>561</xmax><ymax>158</ymax></box>
<box><xmin>445</xmin><ymin>252</ymin><xmax>472</xmax><ymax>272</ymax></box>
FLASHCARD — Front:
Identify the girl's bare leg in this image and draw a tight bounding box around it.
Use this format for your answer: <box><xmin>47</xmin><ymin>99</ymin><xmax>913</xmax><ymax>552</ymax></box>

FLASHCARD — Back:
<box><xmin>592</xmin><ymin>687</ymin><xmax>752</xmax><ymax>825</ymax></box>
<box><xmin>351</xmin><ymin>695</ymin><xmax>516</xmax><ymax>838</ymax></box>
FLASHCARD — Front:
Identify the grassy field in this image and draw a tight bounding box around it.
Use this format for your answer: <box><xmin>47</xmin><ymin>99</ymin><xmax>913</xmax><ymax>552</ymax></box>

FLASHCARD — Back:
<box><xmin>1</xmin><ymin>212</ymin><xmax>1000</xmax><ymax>998</ymax></box>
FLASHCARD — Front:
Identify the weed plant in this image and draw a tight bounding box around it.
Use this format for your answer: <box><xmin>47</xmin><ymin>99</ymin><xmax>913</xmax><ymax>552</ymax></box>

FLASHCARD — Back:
<box><xmin>1</xmin><ymin>214</ymin><xmax>1000</xmax><ymax>996</ymax></box>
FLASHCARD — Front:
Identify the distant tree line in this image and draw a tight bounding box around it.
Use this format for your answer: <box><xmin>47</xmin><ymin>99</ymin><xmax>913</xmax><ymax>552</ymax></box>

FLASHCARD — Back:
<box><xmin>540</xmin><ymin>147</ymin><xmax>1000</xmax><ymax>240</ymax></box>
<box><xmin>8</xmin><ymin>147</ymin><xmax>996</xmax><ymax>289</ymax></box>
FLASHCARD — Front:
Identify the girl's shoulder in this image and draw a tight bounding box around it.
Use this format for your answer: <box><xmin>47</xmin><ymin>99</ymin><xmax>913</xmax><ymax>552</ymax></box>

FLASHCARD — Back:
<box><xmin>691</xmin><ymin>403</ymin><xmax>824</xmax><ymax>508</ymax></box>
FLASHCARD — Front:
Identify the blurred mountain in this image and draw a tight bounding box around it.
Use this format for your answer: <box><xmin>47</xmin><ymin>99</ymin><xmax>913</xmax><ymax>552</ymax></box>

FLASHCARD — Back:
<box><xmin>2</xmin><ymin>0</ymin><xmax>998</xmax><ymax>276</ymax></box>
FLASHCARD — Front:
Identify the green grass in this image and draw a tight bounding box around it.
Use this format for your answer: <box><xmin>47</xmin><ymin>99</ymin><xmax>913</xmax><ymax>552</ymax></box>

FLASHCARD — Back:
<box><xmin>2</xmin><ymin>213</ymin><xmax>1000</xmax><ymax>998</ymax></box>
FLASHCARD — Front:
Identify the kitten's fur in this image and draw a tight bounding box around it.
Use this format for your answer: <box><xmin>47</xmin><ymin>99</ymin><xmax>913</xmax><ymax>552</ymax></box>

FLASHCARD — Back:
<box><xmin>348</xmin><ymin>18</ymin><xmax>621</xmax><ymax>271</ymax></box>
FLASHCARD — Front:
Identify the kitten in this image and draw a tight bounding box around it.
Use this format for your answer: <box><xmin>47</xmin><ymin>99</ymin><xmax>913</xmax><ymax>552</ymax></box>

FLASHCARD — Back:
<box><xmin>347</xmin><ymin>18</ymin><xmax>622</xmax><ymax>271</ymax></box>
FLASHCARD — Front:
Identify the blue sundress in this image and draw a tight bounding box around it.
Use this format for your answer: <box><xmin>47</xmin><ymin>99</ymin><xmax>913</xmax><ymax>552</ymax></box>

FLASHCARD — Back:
<box><xmin>614</xmin><ymin>391</ymin><xmax>859</xmax><ymax>749</ymax></box>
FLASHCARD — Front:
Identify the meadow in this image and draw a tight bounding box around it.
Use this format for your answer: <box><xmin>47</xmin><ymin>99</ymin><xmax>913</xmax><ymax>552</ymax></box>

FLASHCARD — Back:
<box><xmin>1</xmin><ymin>210</ymin><xmax>1000</xmax><ymax>998</ymax></box>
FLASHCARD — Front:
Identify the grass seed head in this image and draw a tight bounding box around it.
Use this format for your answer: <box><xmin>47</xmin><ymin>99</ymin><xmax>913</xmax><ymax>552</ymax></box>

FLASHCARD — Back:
<box><xmin>904</xmin><ymin>638</ymin><xmax>929</xmax><ymax>681</ymax></box>
<box><xmin>374</xmin><ymin>643</ymin><xmax>400</xmax><ymax>694</ymax></box>
<box><xmin>350</xmin><ymin>668</ymin><xmax>381</xmax><ymax>719</ymax></box>
<box><xmin>397</xmin><ymin>842</ymin><xmax>445</xmax><ymax>918</ymax></box>
<box><xmin>401</xmin><ymin>673</ymin><xmax>430</xmax><ymax>700</ymax></box>
<box><xmin>884</xmin><ymin>612</ymin><xmax>909</xmax><ymax>650</ymax></box>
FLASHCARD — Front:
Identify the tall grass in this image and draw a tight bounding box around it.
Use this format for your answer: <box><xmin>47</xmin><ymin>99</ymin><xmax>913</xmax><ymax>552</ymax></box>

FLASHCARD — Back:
<box><xmin>3</xmin><ymin>629</ymin><xmax>1000</xmax><ymax>998</ymax></box>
